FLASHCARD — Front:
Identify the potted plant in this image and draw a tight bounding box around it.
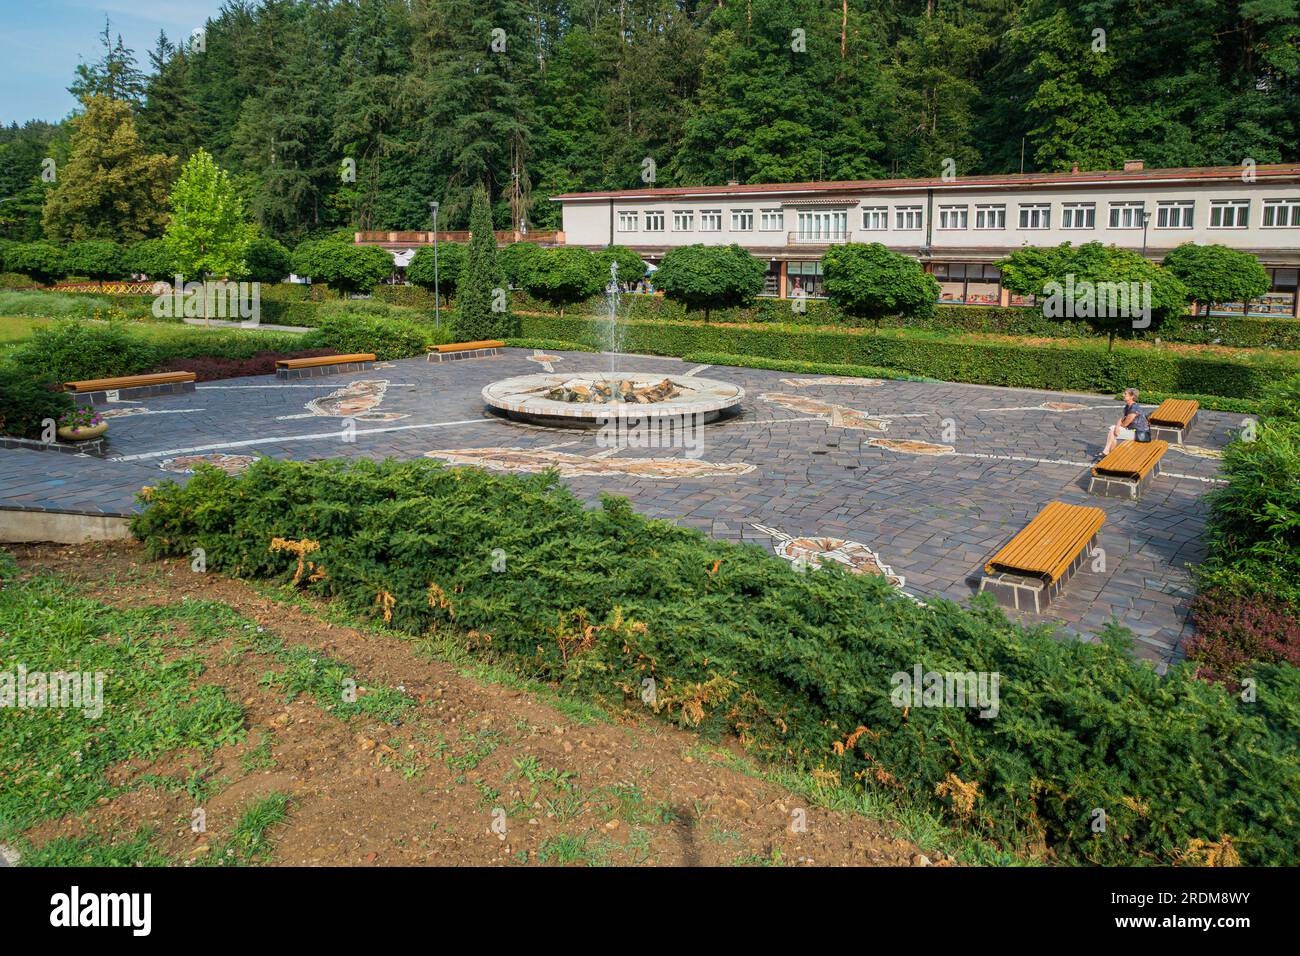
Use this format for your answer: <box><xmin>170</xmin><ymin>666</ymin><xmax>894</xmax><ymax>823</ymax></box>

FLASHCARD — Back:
<box><xmin>56</xmin><ymin>406</ymin><xmax>108</xmax><ymax>442</ymax></box>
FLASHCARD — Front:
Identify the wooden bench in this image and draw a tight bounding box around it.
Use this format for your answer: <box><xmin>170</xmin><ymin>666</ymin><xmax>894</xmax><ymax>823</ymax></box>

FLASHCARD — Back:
<box><xmin>1088</xmin><ymin>439</ymin><xmax>1169</xmax><ymax>499</ymax></box>
<box><xmin>427</xmin><ymin>340</ymin><xmax>505</xmax><ymax>362</ymax></box>
<box><xmin>1148</xmin><ymin>399</ymin><xmax>1199</xmax><ymax>444</ymax></box>
<box><xmin>979</xmin><ymin>501</ymin><xmax>1106</xmax><ymax>613</ymax></box>
<box><xmin>274</xmin><ymin>353</ymin><xmax>375</xmax><ymax>380</ymax></box>
<box><xmin>63</xmin><ymin>371</ymin><xmax>196</xmax><ymax>403</ymax></box>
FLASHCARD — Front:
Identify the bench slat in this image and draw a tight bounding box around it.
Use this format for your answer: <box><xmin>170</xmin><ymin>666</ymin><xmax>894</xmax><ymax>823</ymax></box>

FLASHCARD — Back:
<box><xmin>1149</xmin><ymin>399</ymin><xmax>1199</xmax><ymax>428</ymax></box>
<box><xmin>64</xmin><ymin>372</ymin><xmax>196</xmax><ymax>392</ymax></box>
<box><xmin>275</xmin><ymin>353</ymin><xmax>375</xmax><ymax>370</ymax></box>
<box><xmin>432</xmin><ymin>340</ymin><xmax>505</xmax><ymax>353</ymax></box>
<box><xmin>985</xmin><ymin>501</ymin><xmax>1106</xmax><ymax>583</ymax></box>
<box><xmin>1092</xmin><ymin>440</ymin><xmax>1169</xmax><ymax>481</ymax></box>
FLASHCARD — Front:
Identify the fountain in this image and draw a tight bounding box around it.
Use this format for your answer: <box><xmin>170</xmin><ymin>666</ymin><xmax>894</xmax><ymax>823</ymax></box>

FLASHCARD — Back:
<box><xmin>481</xmin><ymin>261</ymin><xmax>745</xmax><ymax>428</ymax></box>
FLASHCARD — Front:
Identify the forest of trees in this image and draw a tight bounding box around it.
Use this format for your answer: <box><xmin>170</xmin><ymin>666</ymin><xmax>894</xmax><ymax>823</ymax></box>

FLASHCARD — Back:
<box><xmin>1</xmin><ymin>0</ymin><xmax>1296</xmax><ymax>244</ymax></box>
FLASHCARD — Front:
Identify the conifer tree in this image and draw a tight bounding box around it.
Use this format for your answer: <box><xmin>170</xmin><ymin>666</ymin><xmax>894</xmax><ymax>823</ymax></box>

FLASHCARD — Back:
<box><xmin>454</xmin><ymin>186</ymin><xmax>516</xmax><ymax>340</ymax></box>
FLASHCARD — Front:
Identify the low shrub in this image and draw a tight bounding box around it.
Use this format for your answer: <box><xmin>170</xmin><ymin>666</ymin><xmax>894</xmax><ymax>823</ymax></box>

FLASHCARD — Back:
<box><xmin>130</xmin><ymin>458</ymin><xmax>1300</xmax><ymax>865</ymax></box>
<box><xmin>150</xmin><ymin>348</ymin><xmax>337</xmax><ymax>382</ymax></box>
<box><xmin>0</xmin><ymin>365</ymin><xmax>74</xmax><ymax>438</ymax></box>
<box><xmin>0</xmin><ymin>273</ymin><xmax>37</xmax><ymax>289</ymax></box>
<box><xmin>8</xmin><ymin>318</ymin><xmax>323</xmax><ymax>382</ymax></box>
<box><xmin>314</xmin><ymin>313</ymin><xmax>449</xmax><ymax>359</ymax></box>
<box><xmin>0</xmin><ymin>290</ymin><xmax>117</xmax><ymax>319</ymax></box>
<box><xmin>12</xmin><ymin>320</ymin><xmax>158</xmax><ymax>383</ymax></box>
<box><xmin>683</xmin><ymin>351</ymin><xmax>933</xmax><ymax>382</ymax></box>
<box><xmin>519</xmin><ymin>315</ymin><xmax>1297</xmax><ymax>399</ymax></box>
<box><xmin>1188</xmin><ymin>587</ymin><xmax>1300</xmax><ymax>686</ymax></box>
<box><xmin>502</xmin><ymin>338</ymin><xmax>598</xmax><ymax>353</ymax></box>
<box><xmin>1259</xmin><ymin>373</ymin><xmax>1300</xmax><ymax>422</ymax></box>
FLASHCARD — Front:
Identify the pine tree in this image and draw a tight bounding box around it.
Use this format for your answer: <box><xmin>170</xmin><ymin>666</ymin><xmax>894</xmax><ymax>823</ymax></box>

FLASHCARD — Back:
<box><xmin>454</xmin><ymin>186</ymin><xmax>516</xmax><ymax>340</ymax></box>
<box><xmin>69</xmin><ymin>18</ymin><xmax>146</xmax><ymax>105</ymax></box>
<box><xmin>41</xmin><ymin>95</ymin><xmax>176</xmax><ymax>242</ymax></box>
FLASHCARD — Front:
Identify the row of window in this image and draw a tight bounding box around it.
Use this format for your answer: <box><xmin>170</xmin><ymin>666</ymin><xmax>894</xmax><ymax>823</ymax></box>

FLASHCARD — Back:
<box><xmin>615</xmin><ymin>198</ymin><xmax>1300</xmax><ymax>234</ymax></box>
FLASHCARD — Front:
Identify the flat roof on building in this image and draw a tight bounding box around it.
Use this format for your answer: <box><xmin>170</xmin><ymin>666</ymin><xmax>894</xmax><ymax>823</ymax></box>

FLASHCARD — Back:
<box><xmin>550</xmin><ymin>164</ymin><xmax>1300</xmax><ymax>202</ymax></box>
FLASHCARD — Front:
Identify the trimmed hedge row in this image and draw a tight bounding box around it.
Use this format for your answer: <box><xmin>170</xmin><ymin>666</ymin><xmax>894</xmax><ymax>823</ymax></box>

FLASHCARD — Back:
<box><xmin>519</xmin><ymin>291</ymin><xmax>1300</xmax><ymax>349</ymax></box>
<box><xmin>520</xmin><ymin>315</ymin><xmax>1297</xmax><ymax>399</ymax></box>
<box><xmin>130</xmin><ymin>457</ymin><xmax>1300</xmax><ymax>865</ymax></box>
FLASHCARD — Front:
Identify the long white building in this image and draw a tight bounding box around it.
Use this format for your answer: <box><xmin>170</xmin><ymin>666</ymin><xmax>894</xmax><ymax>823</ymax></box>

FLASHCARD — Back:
<box><xmin>549</xmin><ymin>162</ymin><xmax>1300</xmax><ymax>316</ymax></box>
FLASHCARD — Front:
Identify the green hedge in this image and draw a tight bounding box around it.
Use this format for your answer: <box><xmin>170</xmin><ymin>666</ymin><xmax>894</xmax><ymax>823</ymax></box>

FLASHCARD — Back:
<box><xmin>314</xmin><ymin>313</ymin><xmax>452</xmax><ymax>359</ymax></box>
<box><xmin>10</xmin><ymin>320</ymin><xmax>322</xmax><ymax>383</ymax></box>
<box><xmin>521</xmin><ymin>292</ymin><xmax>1300</xmax><ymax>349</ymax></box>
<box><xmin>130</xmin><ymin>458</ymin><xmax>1300</xmax><ymax>865</ymax></box>
<box><xmin>683</xmin><ymin>352</ymin><xmax>934</xmax><ymax>383</ymax></box>
<box><xmin>520</xmin><ymin>315</ymin><xmax>1297</xmax><ymax>399</ymax></box>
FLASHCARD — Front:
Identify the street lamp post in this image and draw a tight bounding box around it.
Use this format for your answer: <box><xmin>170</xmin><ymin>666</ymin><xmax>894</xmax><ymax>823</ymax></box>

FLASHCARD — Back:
<box><xmin>429</xmin><ymin>200</ymin><xmax>440</xmax><ymax>330</ymax></box>
<box><xmin>1141</xmin><ymin>210</ymin><xmax>1152</xmax><ymax>258</ymax></box>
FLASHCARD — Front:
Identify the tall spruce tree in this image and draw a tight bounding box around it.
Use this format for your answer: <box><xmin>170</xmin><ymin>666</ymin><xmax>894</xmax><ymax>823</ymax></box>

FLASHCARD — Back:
<box><xmin>41</xmin><ymin>95</ymin><xmax>176</xmax><ymax>242</ymax></box>
<box><xmin>454</xmin><ymin>186</ymin><xmax>516</xmax><ymax>340</ymax></box>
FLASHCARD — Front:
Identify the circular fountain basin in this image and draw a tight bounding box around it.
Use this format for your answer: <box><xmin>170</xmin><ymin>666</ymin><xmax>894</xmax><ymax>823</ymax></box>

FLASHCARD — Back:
<box><xmin>483</xmin><ymin>372</ymin><xmax>745</xmax><ymax>428</ymax></box>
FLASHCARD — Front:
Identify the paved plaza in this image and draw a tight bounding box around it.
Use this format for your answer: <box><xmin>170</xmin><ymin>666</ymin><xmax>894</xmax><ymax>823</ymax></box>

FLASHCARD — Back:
<box><xmin>0</xmin><ymin>348</ymin><xmax>1237</xmax><ymax>664</ymax></box>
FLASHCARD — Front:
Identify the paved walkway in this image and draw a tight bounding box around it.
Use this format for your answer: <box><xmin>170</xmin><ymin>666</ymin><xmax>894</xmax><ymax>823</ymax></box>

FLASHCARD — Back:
<box><xmin>0</xmin><ymin>349</ymin><xmax>1235</xmax><ymax>665</ymax></box>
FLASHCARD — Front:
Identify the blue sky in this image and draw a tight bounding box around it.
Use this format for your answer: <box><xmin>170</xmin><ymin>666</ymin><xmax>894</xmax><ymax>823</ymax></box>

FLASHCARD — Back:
<box><xmin>0</xmin><ymin>0</ymin><xmax>225</xmax><ymax>125</ymax></box>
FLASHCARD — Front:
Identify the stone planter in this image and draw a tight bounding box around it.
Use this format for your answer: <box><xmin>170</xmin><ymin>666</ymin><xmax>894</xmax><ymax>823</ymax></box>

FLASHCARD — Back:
<box><xmin>57</xmin><ymin>422</ymin><xmax>108</xmax><ymax>443</ymax></box>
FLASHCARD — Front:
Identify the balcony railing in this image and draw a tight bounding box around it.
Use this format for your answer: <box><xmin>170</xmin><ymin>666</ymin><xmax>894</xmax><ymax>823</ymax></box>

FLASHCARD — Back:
<box><xmin>787</xmin><ymin>231</ymin><xmax>849</xmax><ymax>245</ymax></box>
<box><xmin>354</xmin><ymin>230</ymin><xmax>564</xmax><ymax>245</ymax></box>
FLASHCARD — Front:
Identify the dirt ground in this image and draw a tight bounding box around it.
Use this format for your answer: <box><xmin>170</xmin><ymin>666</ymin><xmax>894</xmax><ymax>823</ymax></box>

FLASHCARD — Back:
<box><xmin>7</xmin><ymin>541</ymin><xmax>943</xmax><ymax>867</ymax></box>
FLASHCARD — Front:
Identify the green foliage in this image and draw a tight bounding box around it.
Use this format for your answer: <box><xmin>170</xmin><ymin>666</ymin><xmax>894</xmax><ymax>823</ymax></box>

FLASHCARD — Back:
<box><xmin>523</xmin><ymin>246</ymin><xmax>606</xmax><ymax>316</ymax></box>
<box><xmin>595</xmin><ymin>245</ymin><xmax>646</xmax><ymax>284</ymax></box>
<box><xmin>12</xmin><ymin>319</ymin><xmax>157</xmax><ymax>383</ymax></box>
<box><xmin>454</xmin><ymin>187</ymin><xmax>516</xmax><ymax>340</ymax></box>
<box><xmin>1200</xmin><ymin>420</ymin><xmax>1300</xmax><ymax>611</ymax></box>
<box><xmin>291</xmin><ymin>239</ymin><xmax>393</xmax><ymax>297</ymax></box>
<box><xmin>0</xmin><ymin>365</ymin><xmax>74</xmax><ymax>438</ymax></box>
<box><xmin>1260</xmin><ymin>374</ymin><xmax>1300</xmax><ymax>422</ymax></box>
<box><xmin>41</xmin><ymin>95</ymin><xmax>174</xmax><ymax>242</ymax></box>
<box><xmin>6</xmin><ymin>242</ymin><xmax>66</xmax><ymax>285</ymax></box>
<box><xmin>822</xmin><ymin>243</ymin><xmax>940</xmax><ymax>325</ymax></box>
<box><xmin>240</xmin><ymin>237</ymin><xmax>292</xmax><ymax>283</ymax></box>
<box><xmin>164</xmin><ymin>149</ymin><xmax>256</xmax><ymax>284</ymax></box>
<box><xmin>314</xmin><ymin>313</ymin><xmax>448</xmax><ymax>360</ymax></box>
<box><xmin>123</xmin><ymin>237</ymin><xmax>176</xmax><ymax>280</ymax></box>
<box><xmin>0</xmin><ymin>290</ymin><xmax>116</xmax><ymax>319</ymax></box>
<box><xmin>682</xmin><ymin>352</ymin><xmax>928</xmax><ymax>382</ymax></box>
<box><xmin>653</xmin><ymin>244</ymin><xmax>766</xmax><ymax>321</ymax></box>
<box><xmin>62</xmin><ymin>240</ymin><xmax>123</xmax><ymax>281</ymax></box>
<box><xmin>130</xmin><ymin>458</ymin><xmax>1300</xmax><ymax>865</ymax></box>
<box><xmin>999</xmin><ymin>243</ymin><xmax>1188</xmax><ymax>349</ymax></box>
<box><xmin>1163</xmin><ymin>244</ymin><xmax>1272</xmax><ymax>312</ymax></box>
<box><xmin>498</xmin><ymin>241</ymin><xmax>543</xmax><ymax>289</ymax></box>
<box><xmin>406</xmin><ymin>242</ymin><xmax>465</xmax><ymax>298</ymax></box>
<box><xmin>518</xmin><ymin>315</ymin><xmax>1297</xmax><ymax>399</ymax></box>
<box><xmin>9</xmin><ymin>318</ymin><xmax>319</xmax><ymax>382</ymax></box>
<box><xmin>0</xmin><ymin>575</ymin><xmax>245</xmax><ymax>839</ymax></box>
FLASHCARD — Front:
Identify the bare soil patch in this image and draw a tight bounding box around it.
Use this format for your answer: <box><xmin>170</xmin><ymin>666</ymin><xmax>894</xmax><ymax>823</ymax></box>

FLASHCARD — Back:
<box><xmin>10</xmin><ymin>541</ymin><xmax>934</xmax><ymax>867</ymax></box>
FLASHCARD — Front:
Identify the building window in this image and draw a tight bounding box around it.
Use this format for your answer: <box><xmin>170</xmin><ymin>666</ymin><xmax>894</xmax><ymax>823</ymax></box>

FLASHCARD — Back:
<box><xmin>731</xmin><ymin>209</ymin><xmax>754</xmax><ymax>231</ymax></box>
<box><xmin>1061</xmin><ymin>203</ymin><xmax>1096</xmax><ymax>229</ymax></box>
<box><xmin>673</xmin><ymin>210</ymin><xmax>694</xmax><ymax>231</ymax></box>
<box><xmin>700</xmin><ymin>210</ymin><xmax>723</xmax><ymax>231</ymax></box>
<box><xmin>1262</xmin><ymin>199</ymin><xmax>1300</xmax><ymax>228</ymax></box>
<box><xmin>760</xmin><ymin>209</ymin><xmax>784</xmax><ymax>231</ymax></box>
<box><xmin>617</xmin><ymin>211</ymin><xmax>638</xmax><ymax>232</ymax></box>
<box><xmin>938</xmin><ymin>205</ymin><xmax>968</xmax><ymax>230</ymax></box>
<box><xmin>644</xmin><ymin>211</ymin><xmax>665</xmax><ymax>232</ymax></box>
<box><xmin>1108</xmin><ymin>201</ymin><xmax>1145</xmax><ymax>229</ymax></box>
<box><xmin>974</xmin><ymin>205</ymin><xmax>1006</xmax><ymax>229</ymax></box>
<box><xmin>795</xmin><ymin>210</ymin><xmax>847</xmax><ymax>241</ymax></box>
<box><xmin>895</xmin><ymin>205</ymin><xmax>923</xmax><ymax>230</ymax></box>
<box><xmin>1156</xmin><ymin>201</ymin><xmax>1194</xmax><ymax>229</ymax></box>
<box><xmin>1210</xmin><ymin>200</ymin><xmax>1250</xmax><ymax>229</ymax></box>
<box><xmin>933</xmin><ymin>262</ymin><xmax>1003</xmax><ymax>305</ymax></box>
<box><xmin>1018</xmin><ymin>204</ymin><xmax>1051</xmax><ymax>229</ymax></box>
<box><xmin>861</xmin><ymin>206</ymin><xmax>888</xmax><ymax>231</ymax></box>
<box><xmin>787</xmin><ymin>260</ymin><xmax>825</xmax><ymax>297</ymax></box>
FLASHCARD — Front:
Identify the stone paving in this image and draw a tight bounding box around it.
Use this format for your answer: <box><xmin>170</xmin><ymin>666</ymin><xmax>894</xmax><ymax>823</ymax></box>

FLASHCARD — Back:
<box><xmin>0</xmin><ymin>348</ymin><xmax>1239</xmax><ymax>665</ymax></box>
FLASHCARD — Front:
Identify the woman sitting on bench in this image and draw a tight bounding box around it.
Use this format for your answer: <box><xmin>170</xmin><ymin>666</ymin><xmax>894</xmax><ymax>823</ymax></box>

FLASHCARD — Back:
<box><xmin>1099</xmin><ymin>388</ymin><xmax>1150</xmax><ymax>458</ymax></box>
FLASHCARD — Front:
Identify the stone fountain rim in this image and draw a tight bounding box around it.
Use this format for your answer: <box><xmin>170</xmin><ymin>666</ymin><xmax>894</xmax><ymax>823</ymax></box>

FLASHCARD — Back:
<box><xmin>482</xmin><ymin>371</ymin><xmax>745</xmax><ymax>421</ymax></box>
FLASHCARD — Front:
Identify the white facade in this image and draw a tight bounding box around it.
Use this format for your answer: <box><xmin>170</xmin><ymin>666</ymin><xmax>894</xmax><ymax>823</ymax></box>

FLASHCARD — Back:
<box><xmin>552</xmin><ymin>164</ymin><xmax>1300</xmax><ymax>312</ymax></box>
